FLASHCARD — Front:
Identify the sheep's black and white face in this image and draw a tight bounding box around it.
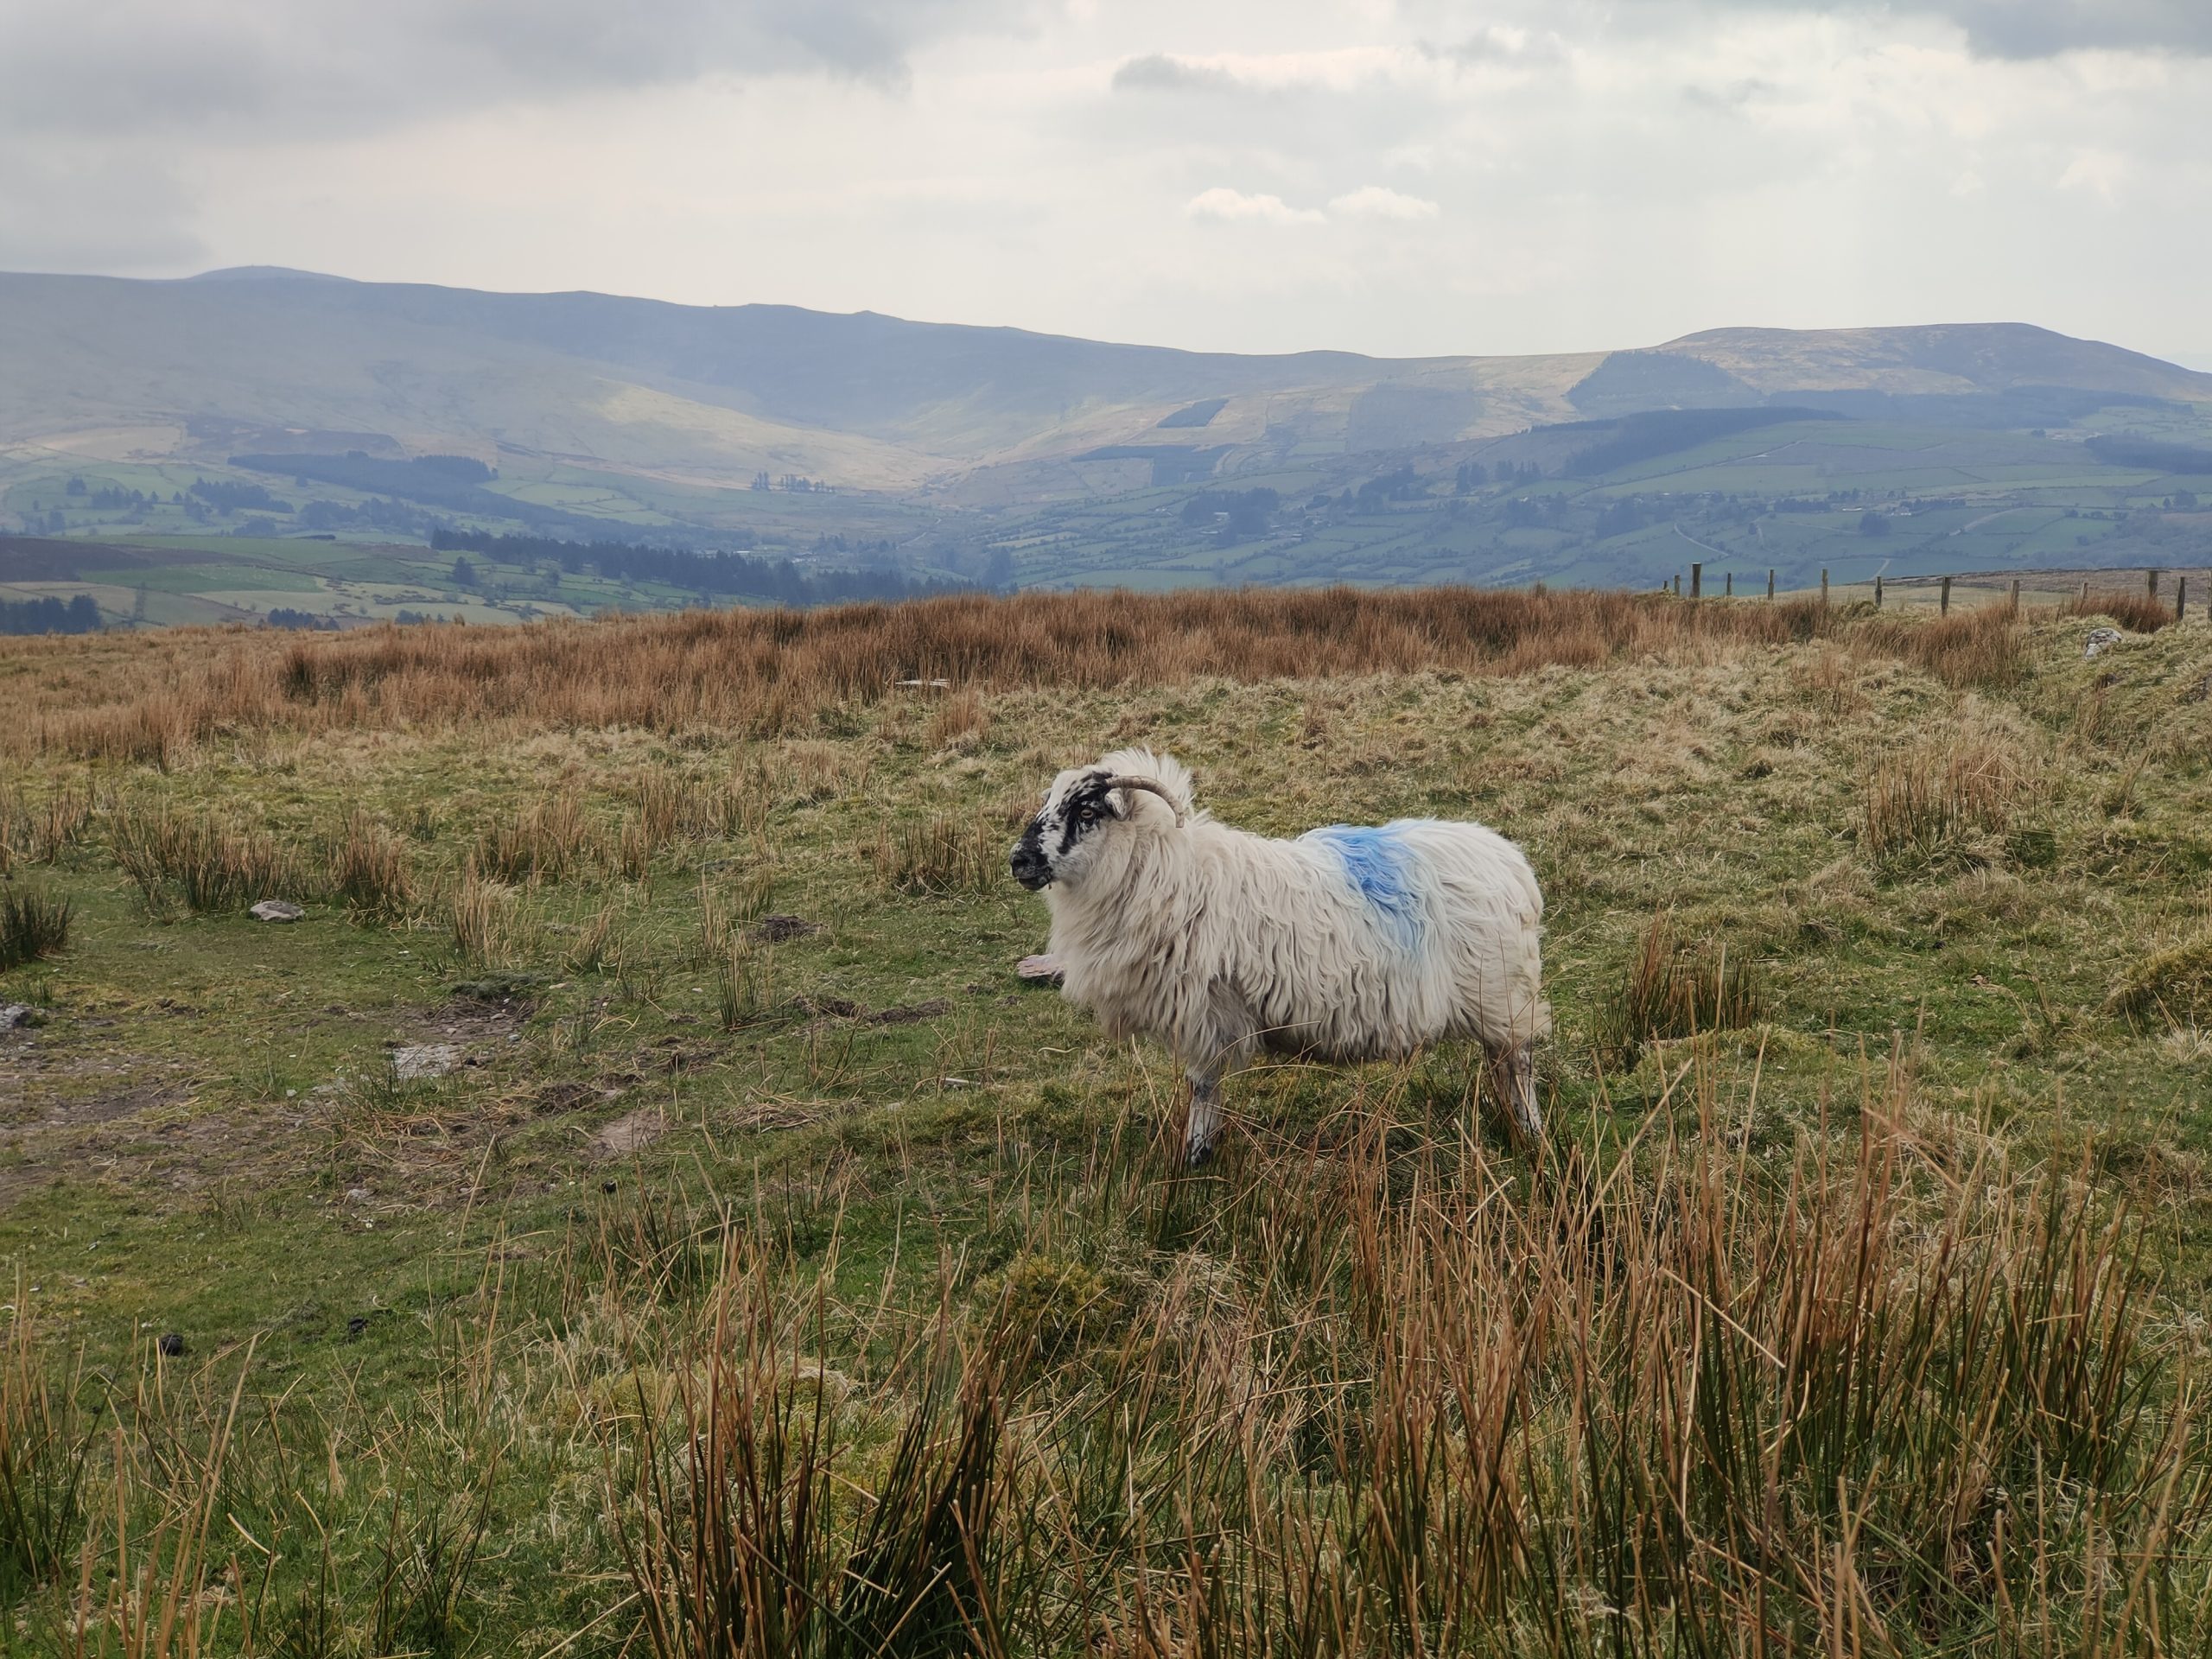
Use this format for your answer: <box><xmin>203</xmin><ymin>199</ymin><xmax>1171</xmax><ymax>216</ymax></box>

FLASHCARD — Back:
<box><xmin>1009</xmin><ymin>768</ymin><xmax>1127</xmax><ymax>892</ymax></box>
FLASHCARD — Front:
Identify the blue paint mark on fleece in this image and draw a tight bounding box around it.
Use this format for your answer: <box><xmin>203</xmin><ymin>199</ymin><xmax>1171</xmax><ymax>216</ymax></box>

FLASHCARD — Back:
<box><xmin>1305</xmin><ymin>824</ymin><xmax>1423</xmax><ymax>948</ymax></box>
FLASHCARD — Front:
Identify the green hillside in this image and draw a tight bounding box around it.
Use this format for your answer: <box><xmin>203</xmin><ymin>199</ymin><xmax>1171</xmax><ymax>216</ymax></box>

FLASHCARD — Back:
<box><xmin>3</xmin><ymin>270</ymin><xmax>2209</xmax><ymax>615</ymax></box>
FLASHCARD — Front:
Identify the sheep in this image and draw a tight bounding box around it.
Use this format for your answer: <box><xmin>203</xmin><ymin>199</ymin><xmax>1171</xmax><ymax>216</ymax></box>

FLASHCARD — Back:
<box><xmin>1008</xmin><ymin>747</ymin><xmax>1549</xmax><ymax>1164</ymax></box>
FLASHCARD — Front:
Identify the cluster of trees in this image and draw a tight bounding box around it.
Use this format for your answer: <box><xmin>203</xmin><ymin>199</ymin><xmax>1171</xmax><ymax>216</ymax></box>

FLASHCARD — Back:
<box><xmin>0</xmin><ymin>594</ymin><xmax>101</xmax><ymax>635</ymax></box>
<box><xmin>189</xmin><ymin>478</ymin><xmax>292</xmax><ymax>513</ymax></box>
<box><xmin>265</xmin><ymin>608</ymin><xmax>340</xmax><ymax>631</ymax></box>
<box><xmin>749</xmin><ymin>473</ymin><xmax>830</xmax><ymax>493</ymax></box>
<box><xmin>1180</xmin><ymin>487</ymin><xmax>1279</xmax><ymax>541</ymax></box>
<box><xmin>429</xmin><ymin>529</ymin><xmax>960</xmax><ymax>607</ymax></box>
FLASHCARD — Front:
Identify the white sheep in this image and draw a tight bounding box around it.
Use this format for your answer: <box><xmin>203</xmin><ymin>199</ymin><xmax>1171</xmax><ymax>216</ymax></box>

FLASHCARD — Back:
<box><xmin>1009</xmin><ymin>747</ymin><xmax>1549</xmax><ymax>1163</ymax></box>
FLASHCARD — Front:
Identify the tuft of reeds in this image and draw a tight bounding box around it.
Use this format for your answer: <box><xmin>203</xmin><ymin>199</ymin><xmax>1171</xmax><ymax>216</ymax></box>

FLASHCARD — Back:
<box><xmin>326</xmin><ymin>808</ymin><xmax>414</xmax><ymax>917</ymax></box>
<box><xmin>109</xmin><ymin>799</ymin><xmax>305</xmax><ymax>915</ymax></box>
<box><xmin>715</xmin><ymin>938</ymin><xmax>772</xmax><ymax>1031</ymax></box>
<box><xmin>610</xmin><ymin>1257</ymin><xmax>1005</xmax><ymax>1659</ymax></box>
<box><xmin>1602</xmin><ymin>909</ymin><xmax>1764</xmax><ymax>1058</ymax></box>
<box><xmin>874</xmin><ymin>816</ymin><xmax>1003</xmax><ymax>897</ymax></box>
<box><xmin>1861</xmin><ymin>735</ymin><xmax>2027</xmax><ymax>868</ymax></box>
<box><xmin>1853</xmin><ymin>601</ymin><xmax>2028</xmax><ymax>690</ymax></box>
<box><xmin>448</xmin><ymin>869</ymin><xmax>529</xmax><ymax>968</ymax></box>
<box><xmin>474</xmin><ymin>791</ymin><xmax>592</xmax><ymax>885</ymax></box>
<box><xmin>2063</xmin><ymin>588</ymin><xmax>2175</xmax><ymax>633</ymax></box>
<box><xmin>0</xmin><ymin>1282</ymin><xmax>97</xmax><ymax>1604</ymax></box>
<box><xmin>0</xmin><ymin>885</ymin><xmax>73</xmax><ymax>972</ymax></box>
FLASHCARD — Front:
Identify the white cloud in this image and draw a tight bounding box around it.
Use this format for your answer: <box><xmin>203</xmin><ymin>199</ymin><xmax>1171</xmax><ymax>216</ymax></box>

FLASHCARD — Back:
<box><xmin>1185</xmin><ymin>187</ymin><xmax>1325</xmax><ymax>225</ymax></box>
<box><xmin>2056</xmin><ymin>148</ymin><xmax>2130</xmax><ymax>201</ymax></box>
<box><xmin>1330</xmin><ymin>184</ymin><xmax>1440</xmax><ymax>219</ymax></box>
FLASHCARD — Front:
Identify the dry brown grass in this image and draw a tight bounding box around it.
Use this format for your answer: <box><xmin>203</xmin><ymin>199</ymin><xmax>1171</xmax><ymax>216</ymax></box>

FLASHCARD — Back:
<box><xmin>1851</xmin><ymin>601</ymin><xmax>2028</xmax><ymax>690</ymax></box>
<box><xmin>1861</xmin><ymin>733</ymin><xmax>2031</xmax><ymax>868</ymax></box>
<box><xmin>2</xmin><ymin>588</ymin><xmax>1832</xmax><ymax>762</ymax></box>
<box><xmin>326</xmin><ymin>809</ymin><xmax>414</xmax><ymax>917</ymax></box>
<box><xmin>2063</xmin><ymin>588</ymin><xmax>2176</xmax><ymax>633</ymax></box>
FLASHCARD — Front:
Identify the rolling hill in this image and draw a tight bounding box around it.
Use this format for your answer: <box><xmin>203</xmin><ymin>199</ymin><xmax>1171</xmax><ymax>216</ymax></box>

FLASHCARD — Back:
<box><xmin>3</xmin><ymin>267</ymin><xmax>2209</xmax><ymax>620</ymax></box>
<box><xmin>3</xmin><ymin>269</ymin><xmax>2207</xmax><ymax>488</ymax></box>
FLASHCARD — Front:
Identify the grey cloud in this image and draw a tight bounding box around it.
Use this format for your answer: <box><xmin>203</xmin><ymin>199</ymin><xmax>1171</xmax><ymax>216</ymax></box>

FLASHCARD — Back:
<box><xmin>0</xmin><ymin>0</ymin><xmax>1047</xmax><ymax>139</ymax></box>
<box><xmin>1619</xmin><ymin>0</ymin><xmax>2212</xmax><ymax>56</ymax></box>
<box><xmin>1110</xmin><ymin>53</ymin><xmax>1243</xmax><ymax>92</ymax></box>
<box><xmin>1912</xmin><ymin>0</ymin><xmax>2212</xmax><ymax>57</ymax></box>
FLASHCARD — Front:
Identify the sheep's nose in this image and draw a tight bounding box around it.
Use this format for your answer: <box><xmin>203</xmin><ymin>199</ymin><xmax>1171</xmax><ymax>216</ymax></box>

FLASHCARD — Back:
<box><xmin>1010</xmin><ymin>826</ymin><xmax>1052</xmax><ymax>890</ymax></box>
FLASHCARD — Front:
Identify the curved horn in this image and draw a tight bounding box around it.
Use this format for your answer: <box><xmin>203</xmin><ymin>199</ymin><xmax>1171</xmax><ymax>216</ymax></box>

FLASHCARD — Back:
<box><xmin>1102</xmin><ymin>775</ymin><xmax>1187</xmax><ymax>826</ymax></box>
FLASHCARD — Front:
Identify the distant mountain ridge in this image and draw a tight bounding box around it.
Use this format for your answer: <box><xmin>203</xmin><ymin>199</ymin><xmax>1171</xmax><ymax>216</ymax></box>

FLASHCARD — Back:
<box><xmin>2</xmin><ymin>268</ymin><xmax>2206</xmax><ymax>493</ymax></box>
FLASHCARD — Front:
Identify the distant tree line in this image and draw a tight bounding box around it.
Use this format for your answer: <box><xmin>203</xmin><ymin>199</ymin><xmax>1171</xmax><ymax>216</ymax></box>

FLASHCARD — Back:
<box><xmin>1</xmin><ymin>594</ymin><xmax>101</xmax><ymax>635</ymax></box>
<box><xmin>429</xmin><ymin>529</ymin><xmax>963</xmax><ymax>607</ymax></box>
<box><xmin>2084</xmin><ymin>435</ymin><xmax>2212</xmax><ymax>475</ymax></box>
<box><xmin>265</xmin><ymin>608</ymin><xmax>340</xmax><ymax>631</ymax></box>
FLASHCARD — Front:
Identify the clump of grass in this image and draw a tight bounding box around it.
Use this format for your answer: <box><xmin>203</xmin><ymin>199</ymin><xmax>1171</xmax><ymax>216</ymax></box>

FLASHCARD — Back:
<box><xmin>1602</xmin><ymin>910</ymin><xmax>1764</xmax><ymax>1058</ymax></box>
<box><xmin>566</xmin><ymin>902</ymin><xmax>621</xmax><ymax>974</ymax></box>
<box><xmin>1853</xmin><ymin>603</ymin><xmax>2028</xmax><ymax>689</ymax></box>
<box><xmin>2063</xmin><ymin>588</ymin><xmax>2175</xmax><ymax>632</ymax></box>
<box><xmin>2107</xmin><ymin>929</ymin><xmax>2212</xmax><ymax>1027</ymax></box>
<box><xmin>874</xmin><ymin>815</ymin><xmax>1002</xmax><ymax>896</ymax></box>
<box><xmin>1861</xmin><ymin>735</ymin><xmax>2025</xmax><ymax>868</ymax></box>
<box><xmin>0</xmin><ymin>781</ymin><xmax>93</xmax><ymax>876</ymax></box>
<box><xmin>610</xmin><ymin>1267</ymin><xmax>1004</xmax><ymax>1659</ymax></box>
<box><xmin>0</xmin><ymin>886</ymin><xmax>72</xmax><ymax>972</ymax></box>
<box><xmin>0</xmin><ymin>1282</ymin><xmax>98</xmax><ymax>1603</ymax></box>
<box><xmin>327</xmin><ymin>808</ymin><xmax>415</xmax><ymax>917</ymax></box>
<box><xmin>928</xmin><ymin>686</ymin><xmax>990</xmax><ymax>748</ymax></box>
<box><xmin>110</xmin><ymin>799</ymin><xmax>306</xmax><ymax>914</ymax></box>
<box><xmin>449</xmin><ymin>869</ymin><xmax>528</xmax><ymax>968</ymax></box>
<box><xmin>474</xmin><ymin>791</ymin><xmax>591</xmax><ymax>884</ymax></box>
<box><xmin>715</xmin><ymin>937</ymin><xmax>772</xmax><ymax>1030</ymax></box>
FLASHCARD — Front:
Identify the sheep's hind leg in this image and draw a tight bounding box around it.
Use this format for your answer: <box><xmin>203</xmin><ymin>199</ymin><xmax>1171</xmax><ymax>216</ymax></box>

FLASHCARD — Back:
<box><xmin>1487</xmin><ymin>1041</ymin><xmax>1544</xmax><ymax>1146</ymax></box>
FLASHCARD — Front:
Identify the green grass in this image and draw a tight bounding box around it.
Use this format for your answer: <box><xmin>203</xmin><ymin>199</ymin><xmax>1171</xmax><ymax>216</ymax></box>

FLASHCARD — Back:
<box><xmin>0</xmin><ymin>606</ymin><xmax>2209</xmax><ymax>1648</ymax></box>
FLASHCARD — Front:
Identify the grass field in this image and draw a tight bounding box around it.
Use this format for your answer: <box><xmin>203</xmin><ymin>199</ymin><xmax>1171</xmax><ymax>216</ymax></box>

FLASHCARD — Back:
<box><xmin>2</xmin><ymin>588</ymin><xmax>2210</xmax><ymax>1652</ymax></box>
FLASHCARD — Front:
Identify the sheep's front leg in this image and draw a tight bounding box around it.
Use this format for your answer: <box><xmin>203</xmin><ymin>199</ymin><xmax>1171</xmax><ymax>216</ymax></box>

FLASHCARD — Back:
<box><xmin>1181</xmin><ymin>986</ymin><xmax>1257</xmax><ymax>1166</ymax></box>
<box><xmin>1487</xmin><ymin>1041</ymin><xmax>1544</xmax><ymax>1145</ymax></box>
<box><xmin>1184</xmin><ymin>1070</ymin><xmax>1224</xmax><ymax>1166</ymax></box>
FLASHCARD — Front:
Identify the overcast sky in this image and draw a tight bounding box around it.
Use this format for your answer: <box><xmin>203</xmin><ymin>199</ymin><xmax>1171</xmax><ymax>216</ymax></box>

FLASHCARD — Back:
<box><xmin>3</xmin><ymin>0</ymin><xmax>2208</xmax><ymax>365</ymax></box>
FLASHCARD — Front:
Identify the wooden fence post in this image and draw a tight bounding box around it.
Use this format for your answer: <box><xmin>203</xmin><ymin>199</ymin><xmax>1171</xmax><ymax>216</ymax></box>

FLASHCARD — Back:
<box><xmin>1874</xmin><ymin>575</ymin><xmax>1884</xmax><ymax>607</ymax></box>
<box><xmin>2179</xmin><ymin>576</ymin><xmax>2188</xmax><ymax>621</ymax></box>
<box><xmin>1690</xmin><ymin>563</ymin><xmax>1702</xmax><ymax>600</ymax></box>
<box><xmin>1940</xmin><ymin>575</ymin><xmax>1952</xmax><ymax>615</ymax></box>
<box><xmin>2009</xmin><ymin>578</ymin><xmax>2020</xmax><ymax>613</ymax></box>
<box><xmin>2148</xmin><ymin>569</ymin><xmax>2160</xmax><ymax>599</ymax></box>
<box><xmin>1821</xmin><ymin>569</ymin><xmax>1829</xmax><ymax>608</ymax></box>
<box><xmin>1767</xmin><ymin>569</ymin><xmax>1776</xmax><ymax>601</ymax></box>
<box><xmin>1725</xmin><ymin>571</ymin><xmax>1733</xmax><ymax>597</ymax></box>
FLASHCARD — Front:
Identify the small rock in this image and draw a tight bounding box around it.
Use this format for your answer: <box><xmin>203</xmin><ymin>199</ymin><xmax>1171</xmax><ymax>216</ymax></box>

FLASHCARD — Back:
<box><xmin>156</xmin><ymin>1332</ymin><xmax>186</xmax><ymax>1358</ymax></box>
<box><xmin>2083</xmin><ymin>626</ymin><xmax>2123</xmax><ymax>660</ymax></box>
<box><xmin>344</xmin><ymin>1185</ymin><xmax>373</xmax><ymax>1204</ymax></box>
<box><xmin>390</xmin><ymin>1042</ymin><xmax>463</xmax><ymax>1081</ymax></box>
<box><xmin>0</xmin><ymin>1004</ymin><xmax>36</xmax><ymax>1031</ymax></box>
<box><xmin>251</xmin><ymin>899</ymin><xmax>305</xmax><ymax>923</ymax></box>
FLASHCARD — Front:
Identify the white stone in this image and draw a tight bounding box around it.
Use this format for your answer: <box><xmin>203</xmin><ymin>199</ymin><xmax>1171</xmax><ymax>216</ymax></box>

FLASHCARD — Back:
<box><xmin>251</xmin><ymin>899</ymin><xmax>305</xmax><ymax>923</ymax></box>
